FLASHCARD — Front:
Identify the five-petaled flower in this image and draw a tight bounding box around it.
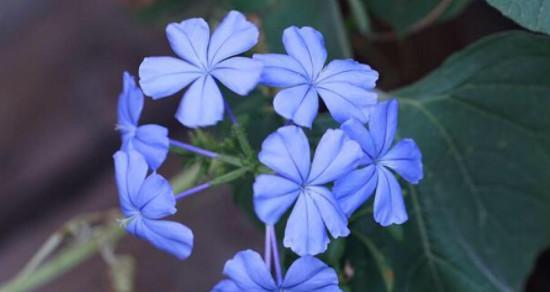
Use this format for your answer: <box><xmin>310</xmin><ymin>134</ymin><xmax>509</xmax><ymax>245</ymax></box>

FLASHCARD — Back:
<box><xmin>253</xmin><ymin>126</ymin><xmax>363</xmax><ymax>256</ymax></box>
<box><xmin>117</xmin><ymin>72</ymin><xmax>169</xmax><ymax>170</ymax></box>
<box><xmin>333</xmin><ymin>99</ymin><xmax>423</xmax><ymax>226</ymax></box>
<box><xmin>212</xmin><ymin>250</ymin><xmax>341</xmax><ymax>292</ymax></box>
<box><xmin>253</xmin><ymin>26</ymin><xmax>379</xmax><ymax>128</ymax></box>
<box><xmin>139</xmin><ymin>11</ymin><xmax>263</xmax><ymax>128</ymax></box>
<box><xmin>114</xmin><ymin>150</ymin><xmax>193</xmax><ymax>260</ymax></box>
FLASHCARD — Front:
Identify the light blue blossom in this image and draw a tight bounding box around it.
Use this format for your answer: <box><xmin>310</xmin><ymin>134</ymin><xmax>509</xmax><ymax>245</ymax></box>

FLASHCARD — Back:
<box><xmin>139</xmin><ymin>11</ymin><xmax>263</xmax><ymax>128</ymax></box>
<box><xmin>117</xmin><ymin>72</ymin><xmax>169</xmax><ymax>170</ymax></box>
<box><xmin>253</xmin><ymin>126</ymin><xmax>363</xmax><ymax>255</ymax></box>
<box><xmin>253</xmin><ymin>26</ymin><xmax>379</xmax><ymax>128</ymax></box>
<box><xmin>114</xmin><ymin>150</ymin><xmax>193</xmax><ymax>260</ymax></box>
<box><xmin>333</xmin><ymin>99</ymin><xmax>423</xmax><ymax>226</ymax></box>
<box><xmin>212</xmin><ymin>249</ymin><xmax>341</xmax><ymax>292</ymax></box>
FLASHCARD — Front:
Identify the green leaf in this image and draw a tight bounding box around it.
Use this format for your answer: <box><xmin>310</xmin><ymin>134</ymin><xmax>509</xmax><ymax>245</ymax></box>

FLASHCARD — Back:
<box><xmin>351</xmin><ymin>31</ymin><xmax>550</xmax><ymax>291</ymax></box>
<box><xmin>486</xmin><ymin>0</ymin><xmax>550</xmax><ymax>35</ymax></box>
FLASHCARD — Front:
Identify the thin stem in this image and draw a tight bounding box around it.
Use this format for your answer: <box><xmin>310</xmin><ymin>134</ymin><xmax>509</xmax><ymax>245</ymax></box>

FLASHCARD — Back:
<box><xmin>224</xmin><ymin>100</ymin><xmax>238</xmax><ymax>125</ymax></box>
<box><xmin>268</xmin><ymin>225</ymin><xmax>283</xmax><ymax>285</ymax></box>
<box><xmin>170</xmin><ymin>139</ymin><xmax>218</xmax><ymax>158</ymax></box>
<box><xmin>264</xmin><ymin>226</ymin><xmax>272</xmax><ymax>270</ymax></box>
<box><xmin>175</xmin><ymin>183</ymin><xmax>210</xmax><ymax>201</ymax></box>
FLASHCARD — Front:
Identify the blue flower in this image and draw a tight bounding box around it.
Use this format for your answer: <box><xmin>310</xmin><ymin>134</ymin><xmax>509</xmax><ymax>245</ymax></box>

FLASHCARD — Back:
<box><xmin>117</xmin><ymin>72</ymin><xmax>169</xmax><ymax>170</ymax></box>
<box><xmin>253</xmin><ymin>26</ymin><xmax>378</xmax><ymax>128</ymax></box>
<box><xmin>139</xmin><ymin>11</ymin><xmax>263</xmax><ymax>128</ymax></box>
<box><xmin>253</xmin><ymin>126</ymin><xmax>363</xmax><ymax>255</ymax></box>
<box><xmin>113</xmin><ymin>150</ymin><xmax>193</xmax><ymax>260</ymax></box>
<box><xmin>333</xmin><ymin>99</ymin><xmax>423</xmax><ymax>226</ymax></box>
<box><xmin>212</xmin><ymin>250</ymin><xmax>341</xmax><ymax>292</ymax></box>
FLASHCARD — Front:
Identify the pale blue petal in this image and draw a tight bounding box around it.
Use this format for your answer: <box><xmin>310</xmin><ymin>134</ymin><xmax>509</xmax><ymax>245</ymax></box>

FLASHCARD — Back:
<box><xmin>139</xmin><ymin>56</ymin><xmax>202</xmax><ymax>99</ymax></box>
<box><xmin>381</xmin><ymin>138</ymin><xmax>423</xmax><ymax>184</ymax></box>
<box><xmin>212</xmin><ymin>280</ymin><xmax>241</xmax><ymax>292</ymax></box>
<box><xmin>333</xmin><ymin>165</ymin><xmax>377</xmax><ymax>217</ymax></box>
<box><xmin>113</xmin><ymin>150</ymin><xmax>147</xmax><ymax>217</ymax></box>
<box><xmin>258</xmin><ymin>126</ymin><xmax>310</xmax><ymax>184</ymax></box>
<box><xmin>282</xmin><ymin>26</ymin><xmax>326</xmax><ymax>79</ymax></box>
<box><xmin>176</xmin><ymin>75</ymin><xmax>224</xmax><ymax>128</ymax></box>
<box><xmin>317</xmin><ymin>85</ymin><xmax>373</xmax><ymax>124</ymax></box>
<box><xmin>133</xmin><ymin>124</ymin><xmax>169</xmax><ymax>170</ymax></box>
<box><xmin>253</xmin><ymin>53</ymin><xmax>308</xmax><ymax>87</ymax></box>
<box><xmin>282</xmin><ymin>256</ymin><xmax>340</xmax><ymax>292</ymax></box>
<box><xmin>222</xmin><ymin>250</ymin><xmax>277</xmax><ymax>291</ymax></box>
<box><xmin>117</xmin><ymin>72</ymin><xmax>143</xmax><ymax>127</ymax></box>
<box><xmin>340</xmin><ymin>118</ymin><xmax>377</xmax><ymax>161</ymax></box>
<box><xmin>166</xmin><ymin>18</ymin><xmax>209</xmax><ymax>68</ymax></box>
<box><xmin>207</xmin><ymin>11</ymin><xmax>259</xmax><ymax>66</ymax></box>
<box><xmin>127</xmin><ymin>218</ymin><xmax>193</xmax><ymax>260</ymax></box>
<box><xmin>273</xmin><ymin>85</ymin><xmax>318</xmax><ymax>128</ymax></box>
<box><xmin>307</xmin><ymin>186</ymin><xmax>349</xmax><ymax>239</ymax></box>
<box><xmin>307</xmin><ymin>129</ymin><xmax>363</xmax><ymax>185</ymax></box>
<box><xmin>369</xmin><ymin>99</ymin><xmax>398</xmax><ymax>157</ymax></box>
<box><xmin>373</xmin><ymin>167</ymin><xmax>408</xmax><ymax>226</ymax></box>
<box><xmin>211</xmin><ymin>57</ymin><xmax>263</xmax><ymax>95</ymax></box>
<box><xmin>317</xmin><ymin>59</ymin><xmax>378</xmax><ymax>90</ymax></box>
<box><xmin>253</xmin><ymin>174</ymin><xmax>301</xmax><ymax>224</ymax></box>
<box><xmin>283</xmin><ymin>194</ymin><xmax>329</xmax><ymax>256</ymax></box>
<box><xmin>134</xmin><ymin>173</ymin><xmax>175</xmax><ymax>219</ymax></box>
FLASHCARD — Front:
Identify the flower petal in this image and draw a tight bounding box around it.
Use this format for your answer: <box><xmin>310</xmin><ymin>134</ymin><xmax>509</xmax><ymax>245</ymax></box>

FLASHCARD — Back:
<box><xmin>211</xmin><ymin>57</ymin><xmax>263</xmax><ymax>95</ymax></box>
<box><xmin>282</xmin><ymin>256</ymin><xmax>340</xmax><ymax>291</ymax></box>
<box><xmin>127</xmin><ymin>218</ymin><xmax>193</xmax><ymax>260</ymax></box>
<box><xmin>253</xmin><ymin>174</ymin><xmax>301</xmax><ymax>225</ymax></box>
<box><xmin>113</xmin><ymin>150</ymin><xmax>147</xmax><ymax>217</ymax></box>
<box><xmin>369</xmin><ymin>99</ymin><xmax>399</xmax><ymax>157</ymax></box>
<box><xmin>258</xmin><ymin>126</ymin><xmax>310</xmax><ymax>184</ymax></box>
<box><xmin>134</xmin><ymin>173</ymin><xmax>176</xmax><ymax>219</ymax></box>
<box><xmin>333</xmin><ymin>165</ymin><xmax>378</xmax><ymax>217</ymax></box>
<box><xmin>222</xmin><ymin>250</ymin><xmax>277</xmax><ymax>291</ymax></box>
<box><xmin>252</xmin><ymin>53</ymin><xmax>308</xmax><ymax>87</ymax></box>
<box><xmin>317</xmin><ymin>85</ymin><xmax>374</xmax><ymax>124</ymax></box>
<box><xmin>381</xmin><ymin>138</ymin><xmax>423</xmax><ymax>184</ymax></box>
<box><xmin>207</xmin><ymin>11</ymin><xmax>259</xmax><ymax>66</ymax></box>
<box><xmin>340</xmin><ymin>118</ymin><xmax>377</xmax><ymax>160</ymax></box>
<box><xmin>273</xmin><ymin>85</ymin><xmax>319</xmax><ymax>128</ymax></box>
<box><xmin>307</xmin><ymin>129</ymin><xmax>363</xmax><ymax>185</ymax></box>
<box><xmin>212</xmin><ymin>280</ymin><xmax>241</xmax><ymax>292</ymax></box>
<box><xmin>282</xmin><ymin>26</ymin><xmax>327</xmax><ymax>79</ymax></box>
<box><xmin>307</xmin><ymin>186</ymin><xmax>349</xmax><ymax>239</ymax></box>
<box><xmin>317</xmin><ymin>59</ymin><xmax>378</xmax><ymax>90</ymax></box>
<box><xmin>132</xmin><ymin>124</ymin><xmax>169</xmax><ymax>170</ymax></box>
<box><xmin>118</xmin><ymin>72</ymin><xmax>143</xmax><ymax>127</ymax></box>
<box><xmin>166</xmin><ymin>18</ymin><xmax>209</xmax><ymax>68</ymax></box>
<box><xmin>373</xmin><ymin>167</ymin><xmax>408</xmax><ymax>226</ymax></box>
<box><xmin>176</xmin><ymin>75</ymin><xmax>224</xmax><ymax>128</ymax></box>
<box><xmin>139</xmin><ymin>56</ymin><xmax>202</xmax><ymax>99</ymax></box>
<box><xmin>283</xmin><ymin>194</ymin><xmax>329</xmax><ymax>256</ymax></box>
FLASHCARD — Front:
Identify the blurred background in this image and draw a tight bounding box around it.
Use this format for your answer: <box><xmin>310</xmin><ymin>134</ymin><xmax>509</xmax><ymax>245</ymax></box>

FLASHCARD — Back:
<box><xmin>0</xmin><ymin>0</ymin><xmax>546</xmax><ymax>291</ymax></box>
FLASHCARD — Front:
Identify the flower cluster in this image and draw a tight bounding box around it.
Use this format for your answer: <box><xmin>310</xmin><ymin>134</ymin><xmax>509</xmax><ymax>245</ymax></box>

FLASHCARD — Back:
<box><xmin>112</xmin><ymin>10</ymin><xmax>423</xmax><ymax>291</ymax></box>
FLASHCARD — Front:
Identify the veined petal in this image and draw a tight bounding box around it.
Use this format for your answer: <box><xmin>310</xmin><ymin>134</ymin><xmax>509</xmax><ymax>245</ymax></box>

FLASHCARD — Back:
<box><xmin>282</xmin><ymin>256</ymin><xmax>341</xmax><ymax>292</ymax></box>
<box><xmin>212</xmin><ymin>280</ymin><xmax>241</xmax><ymax>292</ymax></box>
<box><xmin>252</xmin><ymin>53</ymin><xmax>308</xmax><ymax>87</ymax></box>
<box><xmin>369</xmin><ymin>99</ymin><xmax>399</xmax><ymax>157</ymax></box>
<box><xmin>118</xmin><ymin>72</ymin><xmax>143</xmax><ymax>127</ymax></box>
<box><xmin>307</xmin><ymin>186</ymin><xmax>349</xmax><ymax>239</ymax></box>
<box><xmin>208</xmin><ymin>11</ymin><xmax>259</xmax><ymax>66</ymax></box>
<box><xmin>340</xmin><ymin>118</ymin><xmax>377</xmax><ymax>161</ymax></box>
<box><xmin>273</xmin><ymin>85</ymin><xmax>319</xmax><ymax>128</ymax></box>
<box><xmin>211</xmin><ymin>57</ymin><xmax>263</xmax><ymax>95</ymax></box>
<box><xmin>307</xmin><ymin>129</ymin><xmax>363</xmax><ymax>185</ymax></box>
<box><xmin>317</xmin><ymin>86</ymin><xmax>372</xmax><ymax>124</ymax></box>
<box><xmin>317</xmin><ymin>59</ymin><xmax>378</xmax><ymax>90</ymax></box>
<box><xmin>222</xmin><ymin>250</ymin><xmax>277</xmax><ymax>291</ymax></box>
<box><xmin>253</xmin><ymin>174</ymin><xmax>301</xmax><ymax>224</ymax></box>
<box><xmin>176</xmin><ymin>75</ymin><xmax>224</xmax><ymax>128</ymax></box>
<box><xmin>373</xmin><ymin>167</ymin><xmax>408</xmax><ymax>226</ymax></box>
<box><xmin>333</xmin><ymin>165</ymin><xmax>378</xmax><ymax>217</ymax></box>
<box><xmin>127</xmin><ymin>218</ymin><xmax>193</xmax><ymax>260</ymax></box>
<box><xmin>282</xmin><ymin>26</ymin><xmax>327</xmax><ymax>79</ymax></box>
<box><xmin>139</xmin><ymin>56</ymin><xmax>202</xmax><ymax>99</ymax></box>
<box><xmin>166</xmin><ymin>18</ymin><xmax>209</xmax><ymax>68</ymax></box>
<box><xmin>133</xmin><ymin>124</ymin><xmax>169</xmax><ymax>170</ymax></box>
<box><xmin>113</xmin><ymin>150</ymin><xmax>147</xmax><ymax>217</ymax></box>
<box><xmin>283</xmin><ymin>194</ymin><xmax>329</xmax><ymax>256</ymax></box>
<box><xmin>134</xmin><ymin>173</ymin><xmax>176</xmax><ymax>219</ymax></box>
<box><xmin>381</xmin><ymin>138</ymin><xmax>423</xmax><ymax>184</ymax></box>
<box><xmin>258</xmin><ymin>126</ymin><xmax>310</xmax><ymax>184</ymax></box>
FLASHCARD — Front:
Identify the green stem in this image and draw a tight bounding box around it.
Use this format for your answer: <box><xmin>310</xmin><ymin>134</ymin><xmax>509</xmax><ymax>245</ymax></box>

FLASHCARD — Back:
<box><xmin>232</xmin><ymin>124</ymin><xmax>254</xmax><ymax>161</ymax></box>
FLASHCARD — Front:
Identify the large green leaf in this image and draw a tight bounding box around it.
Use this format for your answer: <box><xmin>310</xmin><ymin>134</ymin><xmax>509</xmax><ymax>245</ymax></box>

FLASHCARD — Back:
<box><xmin>348</xmin><ymin>31</ymin><xmax>550</xmax><ymax>291</ymax></box>
<box><xmin>486</xmin><ymin>0</ymin><xmax>550</xmax><ymax>35</ymax></box>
